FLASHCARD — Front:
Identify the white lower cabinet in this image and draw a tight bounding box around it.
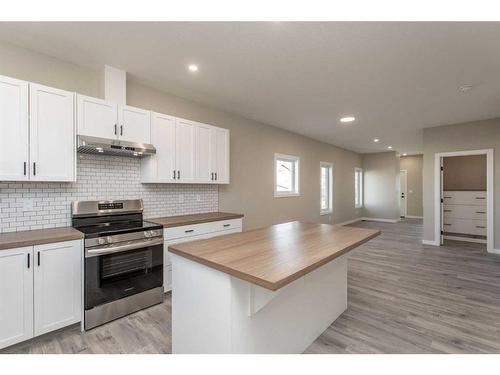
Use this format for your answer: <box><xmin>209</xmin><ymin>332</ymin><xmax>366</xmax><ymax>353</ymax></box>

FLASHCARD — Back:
<box><xmin>0</xmin><ymin>240</ymin><xmax>82</xmax><ymax>350</ymax></box>
<box><xmin>0</xmin><ymin>246</ymin><xmax>33</xmax><ymax>350</ymax></box>
<box><xmin>163</xmin><ymin>219</ymin><xmax>243</xmax><ymax>292</ymax></box>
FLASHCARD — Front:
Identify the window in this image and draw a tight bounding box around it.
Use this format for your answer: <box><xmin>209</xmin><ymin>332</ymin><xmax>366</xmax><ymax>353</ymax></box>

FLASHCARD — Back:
<box><xmin>355</xmin><ymin>167</ymin><xmax>363</xmax><ymax>208</ymax></box>
<box><xmin>274</xmin><ymin>153</ymin><xmax>300</xmax><ymax>197</ymax></box>
<box><xmin>320</xmin><ymin>162</ymin><xmax>333</xmax><ymax>215</ymax></box>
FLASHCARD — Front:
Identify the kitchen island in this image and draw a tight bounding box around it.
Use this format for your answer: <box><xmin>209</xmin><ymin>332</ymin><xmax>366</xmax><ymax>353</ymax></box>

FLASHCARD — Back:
<box><xmin>168</xmin><ymin>221</ymin><xmax>380</xmax><ymax>354</ymax></box>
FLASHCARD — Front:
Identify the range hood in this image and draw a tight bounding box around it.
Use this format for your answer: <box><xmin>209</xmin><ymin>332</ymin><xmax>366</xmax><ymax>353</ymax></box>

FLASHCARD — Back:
<box><xmin>77</xmin><ymin>135</ymin><xmax>156</xmax><ymax>158</ymax></box>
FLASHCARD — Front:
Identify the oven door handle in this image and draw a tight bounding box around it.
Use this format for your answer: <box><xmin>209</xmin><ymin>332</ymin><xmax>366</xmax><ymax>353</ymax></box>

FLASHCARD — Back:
<box><xmin>85</xmin><ymin>237</ymin><xmax>164</xmax><ymax>258</ymax></box>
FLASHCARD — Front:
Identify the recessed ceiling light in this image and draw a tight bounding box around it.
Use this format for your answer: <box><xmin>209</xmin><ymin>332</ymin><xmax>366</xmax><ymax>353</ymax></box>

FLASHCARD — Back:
<box><xmin>340</xmin><ymin>116</ymin><xmax>356</xmax><ymax>123</ymax></box>
<box><xmin>373</xmin><ymin>138</ymin><xmax>380</xmax><ymax>143</ymax></box>
<box><xmin>458</xmin><ymin>84</ymin><xmax>474</xmax><ymax>92</ymax></box>
<box><xmin>188</xmin><ymin>64</ymin><xmax>199</xmax><ymax>72</ymax></box>
<box><xmin>387</xmin><ymin>146</ymin><xmax>393</xmax><ymax>149</ymax></box>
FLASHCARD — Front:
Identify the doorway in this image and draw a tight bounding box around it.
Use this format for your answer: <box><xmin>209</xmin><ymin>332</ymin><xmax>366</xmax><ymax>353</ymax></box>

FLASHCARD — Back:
<box><xmin>434</xmin><ymin>149</ymin><xmax>494</xmax><ymax>252</ymax></box>
<box><xmin>400</xmin><ymin>170</ymin><xmax>407</xmax><ymax>218</ymax></box>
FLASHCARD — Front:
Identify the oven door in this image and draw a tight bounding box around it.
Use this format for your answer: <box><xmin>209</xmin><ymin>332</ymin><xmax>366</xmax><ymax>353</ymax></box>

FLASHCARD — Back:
<box><xmin>85</xmin><ymin>240</ymin><xmax>163</xmax><ymax>310</ymax></box>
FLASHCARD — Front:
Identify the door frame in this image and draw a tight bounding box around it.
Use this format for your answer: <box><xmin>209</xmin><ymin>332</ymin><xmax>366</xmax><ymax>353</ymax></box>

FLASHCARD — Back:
<box><xmin>400</xmin><ymin>169</ymin><xmax>408</xmax><ymax>218</ymax></box>
<box><xmin>433</xmin><ymin>149</ymin><xmax>494</xmax><ymax>253</ymax></box>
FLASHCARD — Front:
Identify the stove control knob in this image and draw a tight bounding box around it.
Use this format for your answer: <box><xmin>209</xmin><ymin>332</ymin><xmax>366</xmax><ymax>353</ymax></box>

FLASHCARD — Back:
<box><xmin>98</xmin><ymin>237</ymin><xmax>107</xmax><ymax>245</ymax></box>
<box><xmin>144</xmin><ymin>231</ymin><xmax>151</xmax><ymax>238</ymax></box>
<box><xmin>106</xmin><ymin>236</ymin><xmax>113</xmax><ymax>244</ymax></box>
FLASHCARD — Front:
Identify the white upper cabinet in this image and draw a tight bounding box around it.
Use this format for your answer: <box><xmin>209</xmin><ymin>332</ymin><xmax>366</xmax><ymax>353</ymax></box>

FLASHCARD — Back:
<box><xmin>33</xmin><ymin>240</ymin><xmax>82</xmax><ymax>336</ymax></box>
<box><xmin>0</xmin><ymin>75</ymin><xmax>29</xmax><ymax>181</ymax></box>
<box><xmin>141</xmin><ymin>112</ymin><xmax>176</xmax><ymax>183</ymax></box>
<box><xmin>118</xmin><ymin>105</ymin><xmax>151</xmax><ymax>144</ymax></box>
<box><xmin>30</xmin><ymin>84</ymin><xmax>75</xmax><ymax>182</ymax></box>
<box><xmin>76</xmin><ymin>94</ymin><xmax>118</xmax><ymax>139</ymax></box>
<box><xmin>213</xmin><ymin>127</ymin><xmax>230</xmax><ymax>184</ymax></box>
<box><xmin>175</xmin><ymin>118</ymin><xmax>196</xmax><ymax>183</ymax></box>
<box><xmin>0</xmin><ymin>246</ymin><xmax>33</xmax><ymax>350</ymax></box>
<box><xmin>195</xmin><ymin>123</ymin><xmax>215</xmax><ymax>183</ymax></box>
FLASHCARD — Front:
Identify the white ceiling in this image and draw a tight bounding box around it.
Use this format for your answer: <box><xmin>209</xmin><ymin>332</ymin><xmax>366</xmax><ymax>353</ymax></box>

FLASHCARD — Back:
<box><xmin>1</xmin><ymin>22</ymin><xmax>500</xmax><ymax>154</ymax></box>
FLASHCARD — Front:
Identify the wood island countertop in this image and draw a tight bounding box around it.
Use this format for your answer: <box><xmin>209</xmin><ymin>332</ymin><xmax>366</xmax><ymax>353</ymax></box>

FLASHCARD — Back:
<box><xmin>168</xmin><ymin>221</ymin><xmax>380</xmax><ymax>291</ymax></box>
<box><xmin>150</xmin><ymin>212</ymin><xmax>244</xmax><ymax>228</ymax></box>
<box><xmin>0</xmin><ymin>227</ymin><xmax>84</xmax><ymax>251</ymax></box>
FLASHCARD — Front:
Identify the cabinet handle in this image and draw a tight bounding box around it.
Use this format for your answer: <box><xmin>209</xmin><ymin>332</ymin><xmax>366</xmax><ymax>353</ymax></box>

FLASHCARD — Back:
<box><xmin>120</xmin><ymin>125</ymin><xmax>123</xmax><ymax>136</ymax></box>
<box><xmin>443</xmin><ymin>223</ymin><xmax>451</xmax><ymax>226</ymax></box>
<box><xmin>24</xmin><ymin>162</ymin><xmax>27</xmax><ymax>176</ymax></box>
<box><xmin>37</xmin><ymin>251</ymin><xmax>40</xmax><ymax>266</ymax></box>
<box><xmin>177</xmin><ymin>170</ymin><xmax>180</xmax><ymax>179</ymax></box>
<box><xmin>476</xmin><ymin>211</ymin><xmax>486</xmax><ymax>214</ymax></box>
<box><xmin>215</xmin><ymin>172</ymin><xmax>217</xmax><ymax>181</ymax></box>
<box><xmin>33</xmin><ymin>162</ymin><xmax>36</xmax><ymax>176</ymax></box>
<box><xmin>476</xmin><ymin>225</ymin><xmax>486</xmax><ymax>229</ymax></box>
<box><xmin>27</xmin><ymin>253</ymin><xmax>30</xmax><ymax>269</ymax></box>
<box><xmin>443</xmin><ymin>196</ymin><xmax>452</xmax><ymax>199</ymax></box>
<box><xmin>223</xmin><ymin>224</ymin><xmax>231</xmax><ymax>227</ymax></box>
<box><xmin>475</xmin><ymin>197</ymin><xmax>486</xmax><ymax>200</ymax></box>
<box><xmin>173</xmin><ymin>170</ymin><xmax>176</xmax><ymax>180</ymax></box>
<box><xmin>184</xmin><ymin>229</ymin><xmax>194</xmax><ymax>233</ymax></box>
<box><xmin>443</xmin><ymin>210</ymin><xmax>452</xmax><ymax>212</ymax></box>
<box><xmin>114</xmin><ymin>124</ymin><xmax>117</xmax><ymax>135</ymax></box>
<box><xmin>211</xmin><ymin>172</ymin><xmax>214</xmax><ymax>181</ymax></box>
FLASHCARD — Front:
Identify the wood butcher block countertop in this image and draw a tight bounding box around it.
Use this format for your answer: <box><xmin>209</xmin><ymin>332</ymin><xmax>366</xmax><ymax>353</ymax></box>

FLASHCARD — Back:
<box><xmin>168</xmin><ymin>221</ymin><xmax>380</xmax><ymax>291</ymax></box>
<box><xmin>150</xmin><ymin>212</ymin><xmax>244</xmax><ymax>228</ymax></box>
<box><xmin>0</xmin><ymin>227</ymin><xmax>83</xmax><ymax>251</ymax></box>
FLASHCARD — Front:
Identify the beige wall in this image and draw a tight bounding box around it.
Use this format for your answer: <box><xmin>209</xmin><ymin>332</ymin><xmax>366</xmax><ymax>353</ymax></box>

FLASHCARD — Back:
<box><xmin>400</xmin><ymin>155</ymin><xmax>423</xmax><ymax>217</ymax></box>
<box><xmin>422</xmin><ymin>118</ymin><xmax>500</xmax><ymax>248</ymax></box>
<box><xmin>443</xmin><ymin>155</ymin><xmax>486</xmax><ymax>191</ymax></box>
<box><xmin>362</xmin><ymin>152</ymin><xmax>400</xmax><ymax>220</ymax></box>
<box><xmin>0</xmin><ymin>41</ymin><xmax>363</xmax><ymax>230</ymax></box>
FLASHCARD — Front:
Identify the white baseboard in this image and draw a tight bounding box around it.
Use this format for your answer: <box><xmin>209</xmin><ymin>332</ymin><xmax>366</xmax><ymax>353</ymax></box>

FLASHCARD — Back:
<box><xmin>361</xmin><ymin>217</ymin><xmax>400</xmax><ymax>223</ymax></box>
<box><xmin>488</xmin><ymin>248</ymin><xmax>500</xmax><ymax>255</ymax></box>
<box><xmin>444</xmin><ymin>235</ymin><xmax>486</xmax><ymax>244</ymax></box>
<box><xmin>405</xmin><ymin>215</ymin><xmax>423</xmax><ymax>219</ymax></box>
<box><xmin>422</xmin><ymin>239</ymin><xmax>439</xmax><ymax>246</ymax></box>
<box><xmin>336</xmin><ymin>217</ymin><xmax>363</xmax><ymax>226</ymax></box>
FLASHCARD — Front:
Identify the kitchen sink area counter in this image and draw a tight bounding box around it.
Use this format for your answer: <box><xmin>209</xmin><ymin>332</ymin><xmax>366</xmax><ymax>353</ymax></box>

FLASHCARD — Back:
<box><xmin>169</xmin><ymin>221</ymin><xmax>380</xmax><ymax>354</ymax></box>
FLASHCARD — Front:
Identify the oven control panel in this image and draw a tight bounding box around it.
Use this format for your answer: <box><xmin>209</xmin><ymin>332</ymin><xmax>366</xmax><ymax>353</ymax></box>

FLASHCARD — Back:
<box><xmin>98</xmin><ymin>202</ymin><xmax>124</xmax><ymax>210</ymax></box>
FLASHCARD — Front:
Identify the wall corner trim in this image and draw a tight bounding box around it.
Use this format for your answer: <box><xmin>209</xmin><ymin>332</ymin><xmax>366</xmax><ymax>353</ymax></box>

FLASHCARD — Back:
<box><xmin>488</xmin><ymin>248</ymin><xmax>500</xmax><ymax>255</ymax></box>
<box><xmin>336</xmin><ymin>217</ymin><xmax>363</xmax><ymax>226</ymax></box>
<box><xmin>361</xmin><ymin>217</ymin><xmax>400</xmax><ymax>223</ymax></box>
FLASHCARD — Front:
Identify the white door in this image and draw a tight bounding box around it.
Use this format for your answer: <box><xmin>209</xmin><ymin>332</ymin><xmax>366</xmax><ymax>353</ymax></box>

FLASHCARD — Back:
<box><xmin>29</xmin><ymin>84</ymin><xmax>75</xmax><ymax>182</ymax></box>
<box><xmin>142</xmin><ymin>112</ymin><xmax>176</xmax><ymax>182</ymax></box>
<box><xmin>175</xmin><ymin>118</ymin><xmax>196</xmax><ymax>182</ymax></box>
<box><xmin>76</xmin><ymin>94</ymin><xmax>118</xmax><ymax>139</ymax></box>
<box><xmin>0</xmin><ymin>246</ymin><xmax>33</xmax><ymax>350</ymax></box>
<box><xmin>34</xmin><ymin>240</ymin><xmax>82</xmax><ymax>336</ymax></box>
<box><xmin>196</xmin><ymin>123</ymin><xmax>215</xmax><ymax>183</ymax></box>
<box><xmin>213</xmin><ymin>128</ymin><xmax>230</xmax><ymax>184</ymax></box>
<box><xmin>0</xmin><ymin>75</ymin><xmax>29</xmax><ymax>181</ymax></box>
<box><xmin>439</xmin><ymin>157</ymin><xmax>444</xmax><ymax>245</ymax></box>
<box><xmin>118</xmin><ymin>105</ymin><xmax>151</xmax><ymax>144</ymax></box>
<box><xmin>400</xmin><ymin>170</ymin><xmax>407</xmax><ymax>217</ymax></box>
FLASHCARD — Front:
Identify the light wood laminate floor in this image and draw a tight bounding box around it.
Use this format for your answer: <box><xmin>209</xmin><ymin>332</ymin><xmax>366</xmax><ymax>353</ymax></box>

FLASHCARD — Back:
<box><xmin>3</xmin><ymin>219</ymin><xmax>500</xmax><ymax>354</ymax></box>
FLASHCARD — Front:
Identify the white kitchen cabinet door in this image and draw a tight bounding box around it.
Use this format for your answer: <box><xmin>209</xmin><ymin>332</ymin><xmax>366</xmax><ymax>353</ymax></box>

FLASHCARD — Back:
<box><xmin>0</xmin><ymin>246</ymin><xmax>33</xmax><ymax>350</ymax></box>
<box><xmin>0</xmin><ymin>75</ymin><xmax>29</xmax><ymax>181</ymax></box>
<box><xmin>77</xmin><ymin>94</ymin><xmax>118</xmax><ymax>139</ymax></box>
<box><xmin>33</xmin><ymin>240</ymin><xmax>82</xmax><ymax>336</ymax></box>
<box><xmin>195</xmin><ymin>123</ymin><xmax>215</xmax><ymax>183</ymax></box>
<box><xmin>141</xmin><ymin>112</ymin><xmax>176</xmax><ymax>183</ymax></box>
<box><xmin>29</xmin><ymin>84</ymin><xmax>75</xmax><ymax>182</ymax></box>
<box><xmin>175</xmin><ymin>118</ymin><xmax>196</xmax><ymax>183</ymax></box>
<box><xmin>214</xmin><ymin>127</ymin><xmax>230</xmax><ymax>184</ymax></box>
<box><xmin>118</xmin><ymin>104</ymin><xmax>151</xmax><ymax>144</ymax></box>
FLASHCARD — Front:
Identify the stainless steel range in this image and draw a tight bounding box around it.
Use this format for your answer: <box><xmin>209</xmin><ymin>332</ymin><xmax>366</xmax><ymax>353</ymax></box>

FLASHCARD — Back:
<box><xmin>72</xmin><ymin>199</ymin><xmax>164</xmax><ymax>330</ymax></box>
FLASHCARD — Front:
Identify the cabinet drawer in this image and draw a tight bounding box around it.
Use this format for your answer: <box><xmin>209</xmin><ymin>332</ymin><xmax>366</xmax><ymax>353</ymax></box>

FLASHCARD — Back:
<box><xmin>442</xmin><ymin>191</ymin><xmax>486</xmax><ymax>206</ymax></box>
<box><xmin>443</xmin><ymin>205</ymin><xmax>487</xmax><ymax>220</ymax></box>
<box><xmin>443</xmin><ymin>218</ymin><xmax>486</xmax><ymax>236</ymax></box>
<box><xmin>164</xmin><ymin>218</ymin><xmax>242</xmax><ymax>241</ymax></box>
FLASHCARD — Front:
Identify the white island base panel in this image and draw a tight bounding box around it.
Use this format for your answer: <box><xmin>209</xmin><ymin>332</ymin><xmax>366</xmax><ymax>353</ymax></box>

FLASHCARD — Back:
<box><xmin>171</xmin><ymin>253</ymin><xmax>347</xmax><ymax>354</ymax></box>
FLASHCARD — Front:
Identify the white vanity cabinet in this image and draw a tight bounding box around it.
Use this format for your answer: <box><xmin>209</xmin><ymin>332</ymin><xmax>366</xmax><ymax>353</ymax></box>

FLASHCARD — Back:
<box><xmin>0</xmin><ymin>239</ymin><xmax>82</xmax><ymax>350</ymax></box>
<box><xmin>162</xmin><ymin>218</ymin><xmax>243</xmax><ymax>292</ymax></box>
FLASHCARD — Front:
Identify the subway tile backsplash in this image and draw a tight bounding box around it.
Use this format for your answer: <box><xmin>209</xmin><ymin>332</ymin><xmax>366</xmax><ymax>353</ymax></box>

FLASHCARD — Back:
<box><xmin>0</xmin><ymin>154</ymin><xmax>218</xmax><ymax>233</ymax></box>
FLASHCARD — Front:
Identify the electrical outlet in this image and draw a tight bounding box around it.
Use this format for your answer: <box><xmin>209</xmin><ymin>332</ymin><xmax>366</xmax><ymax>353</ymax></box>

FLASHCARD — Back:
<box><xmin>22</xmin><ymin>199</ymin><xmax>34</xmax><ymax>211</ymax></box>
<box><xmin>178</xmin><ymin>194</ymin><xmax>184</xmax><ymax>203</ymax></box>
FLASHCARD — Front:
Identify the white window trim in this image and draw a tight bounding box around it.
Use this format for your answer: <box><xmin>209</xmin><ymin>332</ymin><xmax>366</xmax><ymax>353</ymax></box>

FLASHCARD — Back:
<box><xmin>320</xmin><ymin>161</ymin><xmax>333</xmax><ymax>215</ymax></box>
<box><xmin>274</xmin><ymin>153</ymin><xmax>300</xmax><ymax>198</ymax></box>
<box><xmin>355</xmin><ymin>167</ymin><xmax>363</xmax><ymax>208</ymax></box>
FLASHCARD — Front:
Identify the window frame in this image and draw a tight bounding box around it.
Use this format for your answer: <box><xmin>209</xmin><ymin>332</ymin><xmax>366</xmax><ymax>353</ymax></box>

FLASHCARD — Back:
<box><xmin>274</xmin><ymin>153</ymin><xmax>300</xmax><ymax>198</ymax></box>
<box><xmin>354</xmin><ymin>167</ymin><xmax>363</xmax><ymax>208</ymax></box>
<box><xmin>319</xmin><ymin>162</ymin><xmax>333</xmax><ymax>215</ymax></box>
